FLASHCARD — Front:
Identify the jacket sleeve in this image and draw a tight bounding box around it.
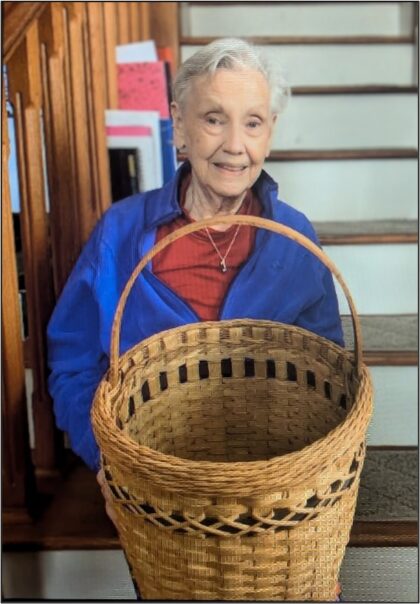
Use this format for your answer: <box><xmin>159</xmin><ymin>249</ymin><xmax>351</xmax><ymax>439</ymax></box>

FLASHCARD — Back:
<box><xmin>293</xmin><ymin>220</ymin><xmax>345</xmax><ymax>348</ymax></box>
<box><xmin>47</xmin><ymin>222</ymin><xmax>108</xmax><ymax>472</ymax></box>
<box><xmin>295</xmin><ymin>263</ymin><xmax>345</xmax><ymax>347</ymax></box>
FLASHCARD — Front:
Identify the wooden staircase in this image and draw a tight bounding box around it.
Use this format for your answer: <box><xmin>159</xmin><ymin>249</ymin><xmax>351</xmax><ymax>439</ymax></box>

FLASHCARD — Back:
<box><xmin>178</xmin><ymin>3</ymin><xmax>418</xmax><ymax>600</ymax></box>
<box><xmin>2</xmin><ymin>1</ymin><xmax>418</xmax><ymax>601</ymax></box>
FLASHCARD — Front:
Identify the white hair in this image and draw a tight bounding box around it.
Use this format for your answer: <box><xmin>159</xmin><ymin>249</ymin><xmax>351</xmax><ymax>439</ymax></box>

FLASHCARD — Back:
<box><xmin>173</xmin><ymin>38</ymin><xmax>290</xmax><ymax>116</ymax></box>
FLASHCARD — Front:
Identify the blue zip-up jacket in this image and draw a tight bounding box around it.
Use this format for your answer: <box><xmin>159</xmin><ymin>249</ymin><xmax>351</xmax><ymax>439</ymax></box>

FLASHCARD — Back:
<box><xmin>47</xmin><ymin>162</ymin><xmax>344</xmax><ymax>471</ymax></box>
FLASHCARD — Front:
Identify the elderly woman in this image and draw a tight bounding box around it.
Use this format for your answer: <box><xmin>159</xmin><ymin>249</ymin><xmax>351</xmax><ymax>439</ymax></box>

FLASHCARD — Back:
<box><xmin>47</xmin><ymin>38</ymin><xmax>343</xmax><ymax>601</ymax></box>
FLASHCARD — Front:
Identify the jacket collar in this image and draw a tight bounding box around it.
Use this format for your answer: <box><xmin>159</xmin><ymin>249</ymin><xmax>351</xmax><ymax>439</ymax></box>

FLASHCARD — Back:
<box><xmin>143</xmin><ymin>160</ymin><xmax>279</xmax><ymax>230</ymax></box>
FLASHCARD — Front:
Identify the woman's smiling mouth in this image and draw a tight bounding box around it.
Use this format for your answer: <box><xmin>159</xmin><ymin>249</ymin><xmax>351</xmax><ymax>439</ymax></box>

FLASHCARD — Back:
<box><xmin>213</xmin><ymin>163</ymin><xmax>247</xmax><ymax>173</ymax></box>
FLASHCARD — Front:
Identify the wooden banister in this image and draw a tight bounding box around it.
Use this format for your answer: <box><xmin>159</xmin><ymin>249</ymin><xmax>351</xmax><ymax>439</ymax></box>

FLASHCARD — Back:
<box><xmin>3</xmin><ymin>2</ymin><xmax>179</xmax><ymax>523</ymax></box>
<box><xmin>7</xmin><ymin>20</ymin><xmax>62</xmax><ymax>473</ymax></box>
<box><xmin>2</xmin><ymin>2</ymin><xmax>48</xmax><ymax>63</ymax></box>
<box><xmin>2</xmin><ymin>88</ymin><xmax>36</xmax><ymax>520</ymax></box>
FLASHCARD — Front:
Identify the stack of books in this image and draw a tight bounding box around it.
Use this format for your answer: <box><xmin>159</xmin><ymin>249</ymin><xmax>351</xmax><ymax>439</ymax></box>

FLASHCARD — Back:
<box><xmin>107</xmin><ymin>40</ymin><xmax>178</xmax><ymax>203</ymax></box>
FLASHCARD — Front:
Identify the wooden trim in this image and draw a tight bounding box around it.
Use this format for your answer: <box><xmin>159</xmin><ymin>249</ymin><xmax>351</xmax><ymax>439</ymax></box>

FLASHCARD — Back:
<box><xmin>2</xmin><ymin>1</ymin><xmax>48</xmax><ymax>63</ymax></box>
<box><xmin>129</xmin><ymin>2</ymin><xmax>141</xmax><ymax>42</ymax></box>
<box><xmin>7</xmin><ymin>23</ymin><xmax>62</xmax><ymax>472</ymax></box>
<box><xmin>149</xmin><ymin>2</ymin><xmax>180</xmax><ymax>73</ymax></box>
<box><xmin>181</xmin><ymin>35</ymin><xmax>415</xmax><ymax>46</ymax></box>
<box><xmin>266</xmin><ymin>149</ymin><xmax>419</xmax><ymax>162</ymax></box>
<box><xmin>319</xmin><ymin>233</ymin><xmax>418</xmax><ymax>246</ymax></box>
<box><xmin>350</xmin><ymin>520</ymin><xmax>418</xmax><ymax>547</ymax></box>
<box><xmin>2</xmin><ymin>508</ymin><xmax>34</xmax><ymax>526</ymax></box>
<box><xmin>117</xmin><ymin>2</ymin><xmax>131</xmax><ymax>45</ymax></box>
<box><xmin>85</xmin><ymin>3</ymin><xmax>112</xmax><ymax>216</ymax></box>
<box><xmin>139</xmin><ymin>3</ymin><xmax>151</xmax><ymax>40</ymax></box>
<box><xmin>178</xmin><ymin>149</ymin><xmax>418</xmax><ymax>163</ymax></box>
<box><xmin>64</xmin><ymin>3</ymin><xmax>102</xmax><ymax>245</ymax></box>
<box><xmin>367</xmin><ymin>445</ymin><xmax>418</xmax><ymax>451</ymax></box>
<box><xmin>23</xmin><ymin>338</ymin><xmax>32</xmax><ymax>368</ymax></box>
<box><xmin>292</xmin><ymin>85</ymin><xmax>418</xmax><ymax>95</ymax></box>
<box><xmin>365</xmin><ymin>351</ymin><xmax>418</xmax><ymax>366</ymax></box>
<box><xmin>4</xmin><ymin>524</ymin><xmax>418</xmax><ymax>550</ymax></box>
<box><xmin>1</xmin><ymin>85</ymin><xmax>37</xmax><ymax>516</ymax></box>
<box><xmin>103</xmin><ymin>3</ymin><xmax>118</xmax><ymax>109</ymax></box>
<box><xmin>38</xmin><ymin>4</ymin><xmax>80</xmax><ymax>297</ymax></box>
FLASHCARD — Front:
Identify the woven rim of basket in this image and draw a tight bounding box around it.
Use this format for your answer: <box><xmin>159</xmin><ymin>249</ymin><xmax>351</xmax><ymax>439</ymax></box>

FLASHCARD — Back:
<box><xmin>92</xmin><ymin>321</ymin><xmax>373</xmax><ymax>497</ymax></box>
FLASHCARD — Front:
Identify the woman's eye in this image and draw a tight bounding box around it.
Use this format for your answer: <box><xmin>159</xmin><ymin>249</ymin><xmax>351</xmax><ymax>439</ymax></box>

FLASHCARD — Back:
<box><xmin>206</xmin><ymin>116</ymin><xmax>222</xmax><ymax>126</ymax></box>
<box><xmin>247</xmin><ymin>120</ymin><xmax>261</xmax><ymax>129</ymax></box>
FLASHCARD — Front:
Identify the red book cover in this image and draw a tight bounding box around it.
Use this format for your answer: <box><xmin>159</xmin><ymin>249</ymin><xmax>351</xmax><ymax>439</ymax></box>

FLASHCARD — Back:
<box><xmin>117</xmin><ymin>62</ymin><xmax>170</xmax><ymax>119</ymax></box>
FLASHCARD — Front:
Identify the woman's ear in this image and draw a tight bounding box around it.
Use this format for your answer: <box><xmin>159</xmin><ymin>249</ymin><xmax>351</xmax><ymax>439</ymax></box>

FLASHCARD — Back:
<box><xmin>171</xmin><ymin>102</ymin><xmax>186</xmax><ymax>150</ymax></box>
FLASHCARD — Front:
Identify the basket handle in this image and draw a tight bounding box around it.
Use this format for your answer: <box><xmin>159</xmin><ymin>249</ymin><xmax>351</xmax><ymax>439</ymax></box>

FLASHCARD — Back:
<box><xmin>109</xmin><ymin>215</ymin><xmax>363</xmax><ymax>387</ymax></box>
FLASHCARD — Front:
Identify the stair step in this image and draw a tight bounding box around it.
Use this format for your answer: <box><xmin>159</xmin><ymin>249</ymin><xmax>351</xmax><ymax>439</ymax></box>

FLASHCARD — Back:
<box><xmin>182</xmin><ymin>2</ymin><xmax>413</xmax><ymax>37</ymax></box>
<box><xmin>271</xmin><ymin>158</ymin><xmax>418</xmax><ymax>222</ymax></box>
<box><xmin>356</xmin><ymin>449</ymin><xmax>417</xmax><ymax>520</ymax></box>
<box><xmin>340</xmin><ymin>547</ymin><xmax>418</xmax><ymax>601</ymax></box>
<box><xmin>342</xmin><ymin>314</ymin><xmax>418</xmax><ymax>354</ymax></box>
<box><xmin>325</xmin><ymin>243</ymin><xmax>417</xmax><ymax>315</ymax></box>
<box><xmin>271</xmin><ymin>94</ymin><xmax>417</xmax><ymax>150</ymax></box>
<box><xmin>181</xmin><ymin>43</ymin><xmax>416</xmax><ymax>87</ymax></box>
<box><xmin>316</xmin><ymin>220</ymin><xmax>418</xmax><ymax>244</ymax></box>
<box><xmin>368</xmin><ymin>366</ymin><xmax>417</xmax><ymax>446</ymax></box>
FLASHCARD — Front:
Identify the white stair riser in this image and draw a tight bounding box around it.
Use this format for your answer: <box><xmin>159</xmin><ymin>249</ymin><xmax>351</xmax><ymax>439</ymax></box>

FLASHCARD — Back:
<box><xmin>181</xmin><ymin>44</ymin><xmax>416</xmax><ymax>87</ymax></box>
<box><xmin>3</xmin><ymin>546</ymin><xmax>419</xmax><ymax>600</ymax></box>
<box><xmin>183</xmin><ymin>3</ymin><xmax>411</xmax><ymax>37</ymax></box>
<box><xmin>273</xmin><ymin>94</ymin><xmax>417</xmax><ymax>150</ymax></box>
<box><xmin>327</xmin><ymin>244</ymin><xmax>417</xmax><ymax>314</ymax></box>
<box><xmin>367</xmin><ymin>366</ymin><xmax>417</xmax><ymax>446</ymax></box>
<box><xmin>340</xmin><ymin>548</ymin><xmax>418</xmax><ymax>603</ymax></box>
<box><xmin>269</xmin><ymin>159</ymin><xmax>418</xmax><ymax>222</ymax></box>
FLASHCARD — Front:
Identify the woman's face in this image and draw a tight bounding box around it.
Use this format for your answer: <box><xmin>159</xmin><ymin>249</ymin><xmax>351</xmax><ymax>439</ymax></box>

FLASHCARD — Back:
<box><xmin>171</xmin><ymin>68</ymin><xmax>277</xmax><ymax>202</ymax></box>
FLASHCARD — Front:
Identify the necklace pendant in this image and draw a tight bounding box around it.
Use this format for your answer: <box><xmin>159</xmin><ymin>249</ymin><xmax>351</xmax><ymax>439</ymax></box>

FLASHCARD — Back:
<box><xmin>220</xmin><ymin>259</ymin><xmax>227</xmax><ymax>272</ymax></box>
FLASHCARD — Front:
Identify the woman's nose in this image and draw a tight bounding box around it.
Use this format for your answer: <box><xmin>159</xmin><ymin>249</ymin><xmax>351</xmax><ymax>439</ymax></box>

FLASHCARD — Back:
<box><xmin>223</xmin><ymin>124</ymin><xmax>245</xmax><ymax>154</ymax></box>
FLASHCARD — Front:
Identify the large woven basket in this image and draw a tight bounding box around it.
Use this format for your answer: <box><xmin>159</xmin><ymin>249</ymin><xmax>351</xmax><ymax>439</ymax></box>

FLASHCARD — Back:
<box><xmin>92</xmin><ymin>215</ymin><xmax>373</xmax><ymax>601</ymax></box>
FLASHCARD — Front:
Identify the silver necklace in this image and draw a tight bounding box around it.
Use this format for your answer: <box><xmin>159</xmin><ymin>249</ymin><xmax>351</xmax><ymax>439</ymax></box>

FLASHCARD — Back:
<box><xmin>205</xmin><ymin>224</ymin><xmax>242</xmax><ymax>272</ymax></box>
<box><xmin>203</xmin><ymin>196</ymin><xmax>251</xmax><ymax>272</ymax></box>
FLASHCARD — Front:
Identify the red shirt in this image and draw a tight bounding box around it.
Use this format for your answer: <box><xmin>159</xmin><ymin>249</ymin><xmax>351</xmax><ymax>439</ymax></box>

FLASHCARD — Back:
<box><xmin>153</xmin><ymin>174</ymin><xmax>261</xmax><ymax>321</ymax></box>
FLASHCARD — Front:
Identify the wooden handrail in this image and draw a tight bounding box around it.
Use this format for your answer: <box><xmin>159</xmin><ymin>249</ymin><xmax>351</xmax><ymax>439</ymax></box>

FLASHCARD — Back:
<box><xmin>2</xmin><ymin>2</ymin><xmax>48</xmax><ymax>63</ymax></box>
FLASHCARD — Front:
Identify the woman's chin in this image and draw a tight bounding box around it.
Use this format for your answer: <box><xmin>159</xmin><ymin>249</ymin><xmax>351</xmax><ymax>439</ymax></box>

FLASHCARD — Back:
<box><xmin>208</xmin><ymin>177</ymin><xmax>251</xmax><ymax>200</ymax></box>
<box><xmin>211</xmin><ymin>186</ymin><xmax>248</xmax><ymax>202</ymax></box>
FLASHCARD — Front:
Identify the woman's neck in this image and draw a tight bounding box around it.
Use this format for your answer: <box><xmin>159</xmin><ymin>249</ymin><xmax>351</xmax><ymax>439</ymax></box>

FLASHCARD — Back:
<box><xmin>184</xmin><ymin>174</ymin><xmax>248</xmax><ymax>231</ymax></box>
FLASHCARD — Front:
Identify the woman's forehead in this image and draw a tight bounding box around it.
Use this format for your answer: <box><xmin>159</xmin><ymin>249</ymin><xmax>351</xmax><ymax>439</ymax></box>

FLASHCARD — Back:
<box><xmin>188</xmin><ymin>69</ymin><xmax>270</xmax><ymax>108</ymax></box>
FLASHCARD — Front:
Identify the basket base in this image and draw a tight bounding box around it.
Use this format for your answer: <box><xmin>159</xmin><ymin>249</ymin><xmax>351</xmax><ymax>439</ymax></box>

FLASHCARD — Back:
<box><xmin>117</xmin><ymin>494</ymin><xmax>355</xmax><ymax>601</ymax></box>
